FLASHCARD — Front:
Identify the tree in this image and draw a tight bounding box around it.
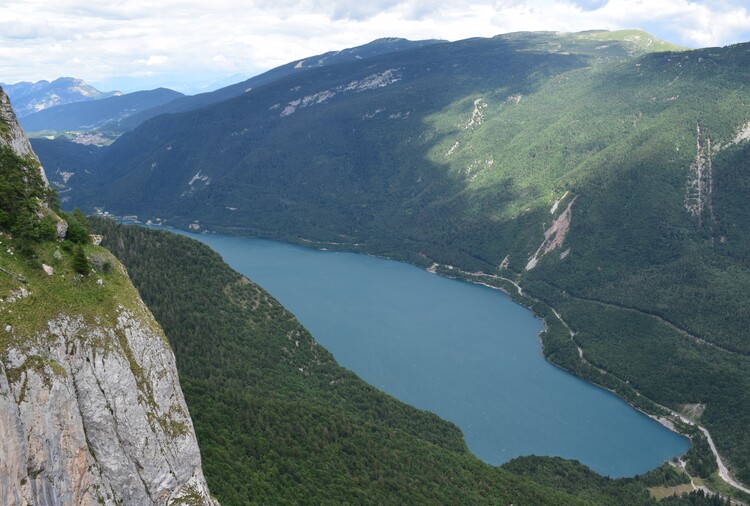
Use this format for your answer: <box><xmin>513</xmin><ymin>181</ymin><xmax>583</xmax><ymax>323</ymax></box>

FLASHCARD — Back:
<box><xmin>65</xmin><ymin>208</ymin><xmax>90</xmax><ymax>244</ymax></box>
<box><xmin>73</xmin><ymin>245</ymin><xmax>90</xmax><ymax>275</ymax></box>
<box><xmin>0</xmin><ymin>145</ymin><xmax>58</xmax><ymax>250</ymax></box>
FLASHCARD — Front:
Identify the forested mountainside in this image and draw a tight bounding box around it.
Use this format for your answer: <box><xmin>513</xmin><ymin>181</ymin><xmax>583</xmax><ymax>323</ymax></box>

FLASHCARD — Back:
<box><xmin>0</xmin><ymin>86</ymin><xmax>216</xmax><ymax>505</ymax></box>
<box><xmin>94</xmin><ymin>218</ymin><xmax>714</xmax><ymax>506</ymax></box>
<box><xmin>44</xmin><ymin>29</ymin><xmax>750</xmax><ymax>491</ymax></box>
<box><xmin>113</xmin><ymin>37</ymin><xmax>444</xmax><ymax>133</ymax></box>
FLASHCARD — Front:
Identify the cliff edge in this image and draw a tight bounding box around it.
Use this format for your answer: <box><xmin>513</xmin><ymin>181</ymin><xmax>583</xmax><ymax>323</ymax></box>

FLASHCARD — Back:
<box><xmin>0</xmin><ymin>85</ymin><xmax>217</xmax><ymax>505</ymax></box>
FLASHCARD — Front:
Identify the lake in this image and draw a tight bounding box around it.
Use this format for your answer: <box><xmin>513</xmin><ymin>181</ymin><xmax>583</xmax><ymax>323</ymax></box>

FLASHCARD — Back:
<box><xmin>178</xmin><ymin>230</ymin><xmax>689</xmax><ymax>477</ymax></box>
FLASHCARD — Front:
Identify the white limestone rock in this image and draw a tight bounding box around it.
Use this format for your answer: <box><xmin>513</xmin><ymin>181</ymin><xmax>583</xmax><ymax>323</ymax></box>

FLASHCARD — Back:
<box><xmin>0</xmin><ymin>307</ymin><xmax>218</xmax><ymax>506</ymax></box>
<box><xmin>0</xmin><ymin>88</ymin><xmax>48</xmax><ymax>185</ymax></box>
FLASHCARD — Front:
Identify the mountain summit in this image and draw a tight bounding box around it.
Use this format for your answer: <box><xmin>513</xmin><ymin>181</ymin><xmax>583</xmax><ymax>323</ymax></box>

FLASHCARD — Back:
<box><xmin>0</xmin><ymin>77</ymin><xmax>120</xmax><ymax>117</ymax></box>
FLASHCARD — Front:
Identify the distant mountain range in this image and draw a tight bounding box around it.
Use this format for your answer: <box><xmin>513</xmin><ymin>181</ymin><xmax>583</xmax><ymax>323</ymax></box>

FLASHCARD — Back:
<box><xmin>19</xmin><ymin>88</ymin><xmax>184</xmax><ymax>134</ymax></box>
<box><xmin>0</xmin><ymin>77</ymin><xmax>120</xmax><ymax>117</ymax></box>
<box><xmin>34</xmin><ymin>29</ymin><xmax>750</xmax><ymax>496</ymax></box>
<box><xmin>10</xmin><ymin>39</ymin><xmax>442</xmax><ymax>140</ymax></box>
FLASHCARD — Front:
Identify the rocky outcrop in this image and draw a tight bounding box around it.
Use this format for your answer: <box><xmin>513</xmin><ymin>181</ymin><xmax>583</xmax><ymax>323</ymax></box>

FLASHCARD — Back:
<box><xmin>0</xmin><ymin>307</ymin><xmax>217</xmax><ymax>506</ymax></box>
<box><xmin>0</xmin><ymin>85</ymin><xmax>217</xmax><ymax>505</ymax></box>
<box><xmin>0</xmin><ymin>86</ymin><xmax>47</xmax><ymax>184</ymax></box>
<box><xmin>684</xmin><ymin>123</ymin><xmax>715</xmax><ymax>230</ymax></box>
<box><xmin>526</xmin><ymin>196</ymin><xmax>577</xmax><ymax>270</ymax></box>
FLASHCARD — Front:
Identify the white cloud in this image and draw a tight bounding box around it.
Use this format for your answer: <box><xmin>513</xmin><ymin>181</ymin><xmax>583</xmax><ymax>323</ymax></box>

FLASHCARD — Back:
<box><xmin>139</xmin><ymin>55</ymin><xmax>169</xmax><ymax>67</ymax></box>
<box><xmin>1</xmin><ymin>0</ymin><xmax>749</xmax><ymax>93</ymax></box>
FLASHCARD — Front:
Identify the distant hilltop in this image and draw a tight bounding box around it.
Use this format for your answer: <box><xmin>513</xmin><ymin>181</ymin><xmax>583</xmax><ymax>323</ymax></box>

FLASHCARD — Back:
<box><xmin>0</xmin><ymin>77</ymin><xmax>120</xmax><ymax>117</ymax></box>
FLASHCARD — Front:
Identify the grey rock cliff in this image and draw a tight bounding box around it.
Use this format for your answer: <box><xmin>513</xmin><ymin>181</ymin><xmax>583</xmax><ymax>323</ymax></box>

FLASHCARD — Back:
<box><xmin>0</xmin><ymin>86</ymin><xmax>47</xmax><ymax>184</ymax></box>
<box><xmin>0</xmin><ymin>86</ymin><xmax>217</xmax><ymax>505</ymax></box>
<box><xmin>0</xmin><ymin>308</ymin><xmax>217</xmax><ymax>506</ymax></box>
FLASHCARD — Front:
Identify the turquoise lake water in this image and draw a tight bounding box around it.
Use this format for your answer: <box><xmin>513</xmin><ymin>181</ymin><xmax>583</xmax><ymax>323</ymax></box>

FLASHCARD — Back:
<box><xmin>178</xmin><ymin>230</ymin><xmax>689</xmax><ymax>477</ymax></box>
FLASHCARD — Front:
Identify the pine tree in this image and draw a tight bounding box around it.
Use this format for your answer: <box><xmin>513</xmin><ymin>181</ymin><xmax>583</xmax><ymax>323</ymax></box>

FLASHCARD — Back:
<box><xmin>73</xmin><ymin>245</ymin><xmax>90</xmax><ymax>275</ymax></box>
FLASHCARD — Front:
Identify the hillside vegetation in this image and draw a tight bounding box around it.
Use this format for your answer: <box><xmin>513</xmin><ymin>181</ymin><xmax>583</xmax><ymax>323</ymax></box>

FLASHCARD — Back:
<box><xmin>0</xmin><ymin>142</ymin><xmax>149</xmax><ymax>357</ymax></box>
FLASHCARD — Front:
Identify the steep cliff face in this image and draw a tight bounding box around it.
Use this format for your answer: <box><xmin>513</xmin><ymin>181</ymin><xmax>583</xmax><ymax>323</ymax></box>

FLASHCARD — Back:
<box><xmin>0</xmin><ymin>85</ymin><xmax>217</xmax><ymax>505</ymax></box>
<box><xmin>0</xmin><ymin>305</ymin><xmax>217</xmax><ymax>506</ymax></box>
<box><xmin>0</xmin><ymin>87</ymin><xmax>46</xmax><ymax>184</ymax></box>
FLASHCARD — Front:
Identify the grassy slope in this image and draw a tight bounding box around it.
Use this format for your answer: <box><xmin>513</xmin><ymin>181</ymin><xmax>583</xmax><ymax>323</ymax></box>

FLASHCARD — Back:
<box><xmin>92</xmin><ymin>218</ymin><xmax>686</xmax><ymax>506</ymax></box>
<box><xmin>0</xmin><ymin>239</ymin><xmax>152</xmax><ymax>345</ymax></box>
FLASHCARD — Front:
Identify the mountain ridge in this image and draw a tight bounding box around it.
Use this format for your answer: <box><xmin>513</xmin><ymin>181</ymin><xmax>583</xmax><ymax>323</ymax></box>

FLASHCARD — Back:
<box><xmin>1</xmin><ymin>77</ymin><xmax>120</xmax><ymax>117</ymax></box>
<box><xmin>20</xmin><ymin>87</ymin><xmax>184</xmax><ymax>136</ymax></box>
<box><xmin>115</xmin><ymin>37</ymin><xmax>445</xmax><ymax>132</ymax></box>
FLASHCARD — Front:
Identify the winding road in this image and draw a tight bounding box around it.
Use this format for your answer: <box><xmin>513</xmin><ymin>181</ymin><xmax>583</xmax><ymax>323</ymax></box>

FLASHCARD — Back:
<box><xmin>436</xmin><ymin>263</ymin><xmax>750</xmax><ymax>497</ymax></box>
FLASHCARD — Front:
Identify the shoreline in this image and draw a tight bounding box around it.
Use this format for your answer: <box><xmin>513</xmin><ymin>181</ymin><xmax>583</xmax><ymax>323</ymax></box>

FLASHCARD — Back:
<box><xmin>113</xmin><ymin>219</ymin><xmax>750</xmax><ymax>496</ymax></box>
<box><xmin>436</xmin><ymin>261</ymin><xmax>750</xmax><ymax>499</ymax></box>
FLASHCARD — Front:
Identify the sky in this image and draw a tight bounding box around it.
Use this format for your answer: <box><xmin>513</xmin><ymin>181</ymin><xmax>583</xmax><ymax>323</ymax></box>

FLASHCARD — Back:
<box><xmin>2</xmin><ymin>0</ymin><xmax>750</xmax><ymax>95</ymax></box>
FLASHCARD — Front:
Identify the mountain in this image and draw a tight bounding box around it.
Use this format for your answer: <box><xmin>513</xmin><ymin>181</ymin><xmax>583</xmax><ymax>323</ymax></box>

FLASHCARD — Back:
<box><xmin>115</xmin><ymin>37</ymin><xmax>443</xmax><ymax>132</ymax></box>
<box><xmin>63</xmin><ymin>29</ymin><xmax>685</xmax><ymax>226</ymax></box>
<box><xmin>1</xmin><ymin>77</ymin><xmax>120</xmax><ymax>117</ymax></box>
<box><xmin>92</xmin><ymin>217</ymin><xmax>699</xmax><ymax>505</ymax></box>
<box><xmin>28</xmin><ymin>138</ymin><xmax>103</xmax><ymax>209</ymax></box>
<box><xmin>0</xmin><ymin>82</ymin><xmax>701</xmax><ymax>506</ymax></box>
<box><xmin>19</xmin><ymin>88</ymin><xmax>184</xmax><ymax>135</ymax></box>
<box><xmin>2</xmin><ymin>51</ymin><xmax>735</xmax><ymax>502</ymax></box>
<box><xmin>46</xmin><ymin>28</ymin><xmax>750</xmax><ymax>497</ymax></box>
<box><xmin>0</xmin><ymin>85</ymin><xmax>216</xmax><ymax>505</ymax></box>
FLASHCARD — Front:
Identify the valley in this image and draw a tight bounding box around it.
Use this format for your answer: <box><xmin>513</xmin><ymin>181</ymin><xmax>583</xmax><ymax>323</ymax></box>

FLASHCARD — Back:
<box><xmin>40</xmin><ymin>30</ymin><xmax>750</xmax><ymax>491</ymax></box>
<box><xmin>6</xmin><ymin>24</ymin><xmax>750</xmax><ymax>505</ymax></box>
<box><xmin>90</xmin><ymin>218</ymin><xmax>704</xmax><ymax>505</ymax></box>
